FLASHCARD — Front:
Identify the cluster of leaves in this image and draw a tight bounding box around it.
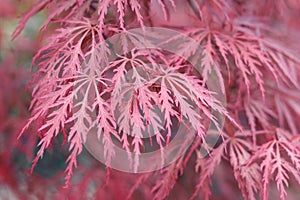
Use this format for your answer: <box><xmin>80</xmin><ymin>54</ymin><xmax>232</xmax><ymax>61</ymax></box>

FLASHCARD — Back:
<box><xmin>10</xmin><ymin>0</ymin><xmax>300</xmax><ymax>199</ymax></box>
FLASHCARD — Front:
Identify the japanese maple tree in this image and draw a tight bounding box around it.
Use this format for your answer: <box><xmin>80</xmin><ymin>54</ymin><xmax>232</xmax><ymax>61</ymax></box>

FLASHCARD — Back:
<box><xmin>4</xmin><ymin>0</ymin><xmax>300</xmax><ymax>199</ymax></box>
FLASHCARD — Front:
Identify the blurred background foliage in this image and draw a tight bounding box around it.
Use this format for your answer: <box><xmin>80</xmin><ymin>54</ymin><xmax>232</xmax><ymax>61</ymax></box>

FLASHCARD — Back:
<box><xmin>0</xmin><ymin>1</ymin><xmax>58</xmax><ymax>199</ymax></box>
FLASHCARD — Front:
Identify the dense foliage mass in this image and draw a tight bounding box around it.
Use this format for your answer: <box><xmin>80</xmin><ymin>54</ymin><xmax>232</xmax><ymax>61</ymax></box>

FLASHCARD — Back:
<box><xmin>1</xmin><ymin>0</ymin><xmax>300</xmax><ymax>199</ymax></box>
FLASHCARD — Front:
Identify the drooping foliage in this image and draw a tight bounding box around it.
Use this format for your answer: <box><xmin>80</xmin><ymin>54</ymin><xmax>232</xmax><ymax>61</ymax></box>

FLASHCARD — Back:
<box><xmin>5</xmin><ymin>0</ymin><xmax>300</xmax><ymax>199</ymax></box>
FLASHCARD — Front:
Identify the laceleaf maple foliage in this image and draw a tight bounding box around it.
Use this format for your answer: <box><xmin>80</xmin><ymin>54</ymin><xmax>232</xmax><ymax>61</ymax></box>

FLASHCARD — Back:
<box><xmin>8</xmin><ymin>0</ymin><xmax>300</xmax><ymax>199</ymax></box>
